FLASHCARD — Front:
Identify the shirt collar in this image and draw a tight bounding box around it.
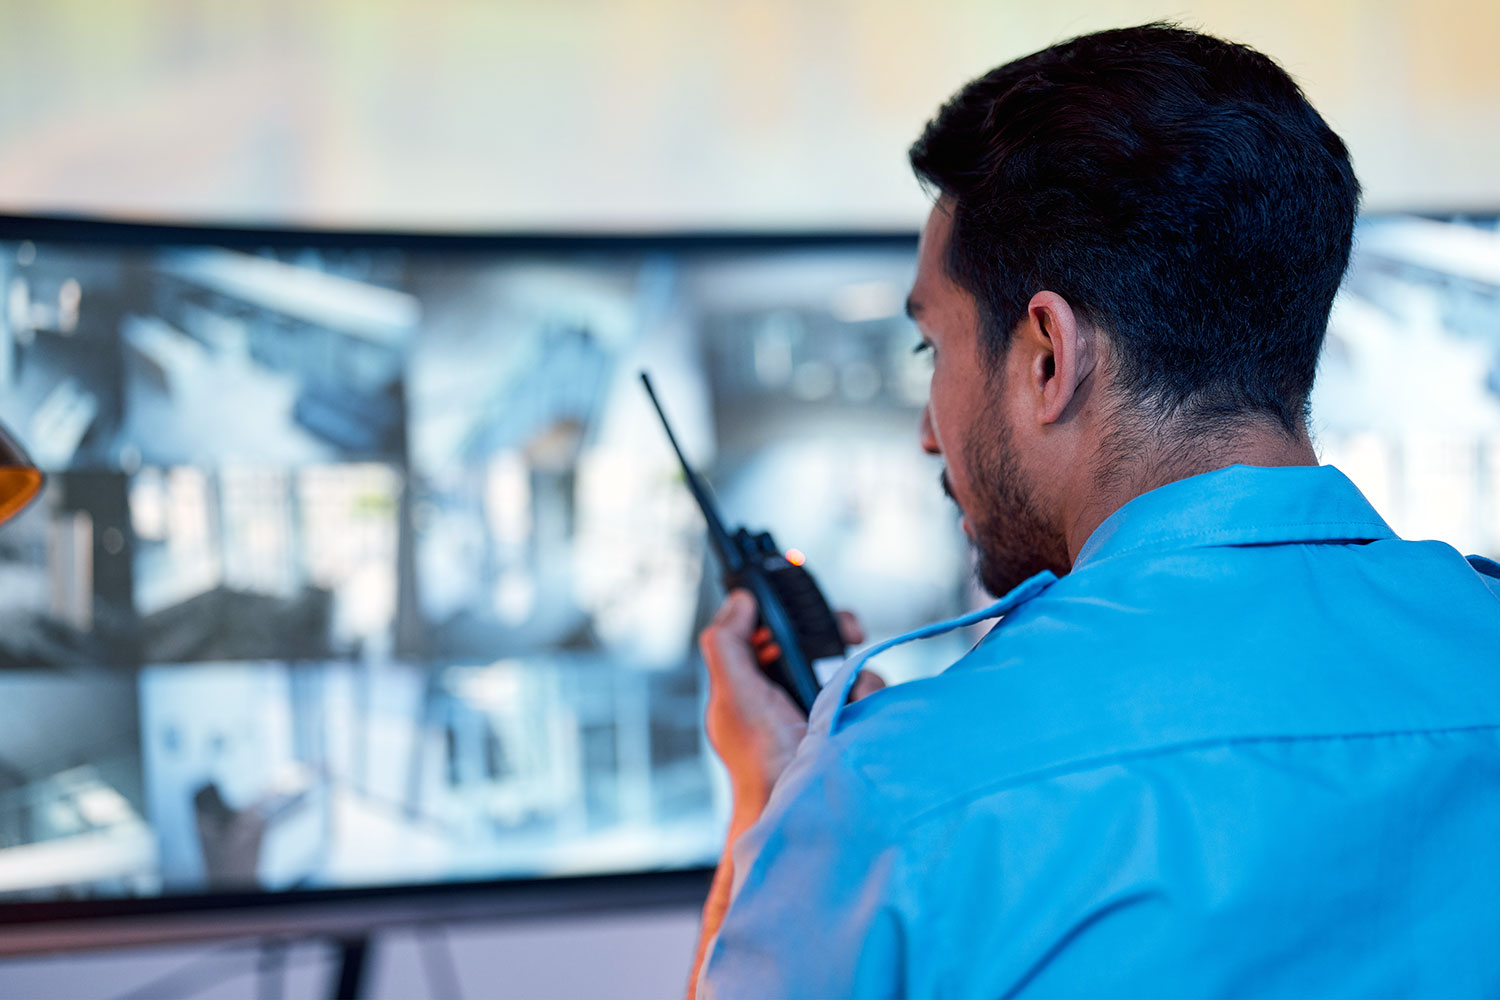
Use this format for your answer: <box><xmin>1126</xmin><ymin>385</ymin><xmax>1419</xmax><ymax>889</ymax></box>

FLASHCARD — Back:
<box><xmin>1073</xmin><ymin>464</ymin><xmax>1397</xmax><ymax>570</ymax></box>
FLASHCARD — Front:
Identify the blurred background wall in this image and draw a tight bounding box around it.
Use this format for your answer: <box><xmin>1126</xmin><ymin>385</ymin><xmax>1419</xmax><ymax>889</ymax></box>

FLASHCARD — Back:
<box><xmin>0</xmin><ymin>1</ymin><xmax>1495</xmax><ymax>997</ymax></box>
<box><xmin>0</xmin><ymin>0</ymin><xmax>1495</xmax><ymax>231</ymax></box>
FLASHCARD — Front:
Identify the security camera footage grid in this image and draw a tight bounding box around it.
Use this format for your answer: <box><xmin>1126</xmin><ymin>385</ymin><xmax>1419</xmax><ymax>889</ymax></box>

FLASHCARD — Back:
<box><xmin>0</xmin><ymin>216</ymin><xmax>1497</xmax><ymax>904</ymax></box>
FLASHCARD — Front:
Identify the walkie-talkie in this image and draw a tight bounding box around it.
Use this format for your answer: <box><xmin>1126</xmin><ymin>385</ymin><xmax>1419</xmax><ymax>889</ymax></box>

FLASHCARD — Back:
<box><xmin>640</xmin><ymin>372</ymin><xmax>846</xmax><ymax>715</ymax></box>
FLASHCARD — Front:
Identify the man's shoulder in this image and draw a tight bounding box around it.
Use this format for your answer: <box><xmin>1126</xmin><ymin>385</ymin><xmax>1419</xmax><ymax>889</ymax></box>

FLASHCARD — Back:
<box><xmin>815</xmin><ymin>534</ymin><xmax>1500</xmax><ymax>828</ymax></box>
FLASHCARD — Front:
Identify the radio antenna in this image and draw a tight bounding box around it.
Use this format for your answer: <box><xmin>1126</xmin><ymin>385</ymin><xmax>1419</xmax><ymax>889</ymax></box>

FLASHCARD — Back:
<box><xmin>640</xmin><ymin>372</ymin><xmax>743</xmax><ymax>571</ymax></box>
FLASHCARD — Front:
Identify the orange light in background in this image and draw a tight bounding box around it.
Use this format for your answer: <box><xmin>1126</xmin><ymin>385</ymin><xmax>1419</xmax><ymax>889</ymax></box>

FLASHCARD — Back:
<box><xmin>0</xmin><ymin>467</ymin><xmax>43</xmax><ymax>523</ymax></box>
<box><xmin>0</xmin><ymin>422</ymin><xmax>42</xmax><ymax>525</ymax></box>
<box><xmin>785</xmin><ymin>548</ymin><xmax>806</xmax><ymax>567</ymax></box>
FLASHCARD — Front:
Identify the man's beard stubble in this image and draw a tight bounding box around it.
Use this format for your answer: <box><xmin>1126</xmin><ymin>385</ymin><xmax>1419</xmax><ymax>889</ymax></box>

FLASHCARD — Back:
<box><xmin>945</xmin><ymin>416</ymin><xmax>1070</xmax><ymax>597</ymax></box>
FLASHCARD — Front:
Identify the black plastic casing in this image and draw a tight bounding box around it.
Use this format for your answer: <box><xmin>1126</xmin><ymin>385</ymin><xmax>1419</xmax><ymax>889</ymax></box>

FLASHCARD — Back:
<box><xmin>724</xmin><ymin>528</ymin><xmax>845</xmax><ymax>714</ymax></box>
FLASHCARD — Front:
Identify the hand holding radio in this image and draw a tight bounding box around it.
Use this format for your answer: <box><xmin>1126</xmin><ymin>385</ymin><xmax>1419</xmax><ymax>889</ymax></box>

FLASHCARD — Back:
<box><xmin>700</xmin><ymin>588</ymin><xmax>882</xmax><ymax>808</ymax></box>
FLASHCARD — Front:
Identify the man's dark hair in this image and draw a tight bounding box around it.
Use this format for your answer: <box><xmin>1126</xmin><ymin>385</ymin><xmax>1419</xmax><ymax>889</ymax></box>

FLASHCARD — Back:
<box><xmin>909</xmin><ymin>23</ymin><xmax>1360</xmax><ymax>434</ymax></box>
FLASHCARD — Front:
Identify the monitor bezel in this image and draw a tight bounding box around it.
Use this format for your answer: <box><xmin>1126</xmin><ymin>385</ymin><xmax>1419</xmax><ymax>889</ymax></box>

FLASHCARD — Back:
<box><xmin>0</xmin><ymin>212</ymin><xmax>918</xmax><ymax>252</ymax></box>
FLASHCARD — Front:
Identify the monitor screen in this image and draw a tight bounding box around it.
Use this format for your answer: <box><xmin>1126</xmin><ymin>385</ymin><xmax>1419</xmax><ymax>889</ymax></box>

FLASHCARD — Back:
<box><xmin>0</xmin><ymin>223</ymin><xmax>980</xmax><ymax>906</ymax></box>
<box><xmin>1311</xmin><ymin>215</ymin><xmax>1500</xmax><ymax>554</ymax></box>
<box><xmin>0</xmin><ymin>214</ymin><xmax>1495</xmax><ymax>909</ymax></box>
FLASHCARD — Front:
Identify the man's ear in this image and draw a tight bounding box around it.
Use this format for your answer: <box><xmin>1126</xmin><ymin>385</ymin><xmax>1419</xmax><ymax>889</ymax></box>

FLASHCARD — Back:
<box><xmin>1016</xmin><ymin>291</ymin><xmax>1097</xmax><ymax>425</ymax></box>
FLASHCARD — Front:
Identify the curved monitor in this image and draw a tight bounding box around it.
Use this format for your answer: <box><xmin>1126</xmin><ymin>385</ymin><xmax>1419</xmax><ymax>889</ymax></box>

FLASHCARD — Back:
<box><xmin>0</xmin><ymin>216</ymin><xmax>984</xmax><ymax>949</ymax></box>
<box><xmin>0</xmin><ymin>211</ymin><xmax>1496</xmax><ymax>951</ymax></box>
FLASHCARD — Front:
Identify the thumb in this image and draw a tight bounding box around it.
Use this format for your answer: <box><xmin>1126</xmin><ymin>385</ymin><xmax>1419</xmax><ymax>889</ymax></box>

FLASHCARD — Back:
<box><xmin>711</xmin><ymin>589</ymin><xmax>759</xmax><ymax>639</ymax></box>
<box><xmin>700</xmin><ymin>590</ymin><xmax>762</xmax><ymax>681</ymax></box>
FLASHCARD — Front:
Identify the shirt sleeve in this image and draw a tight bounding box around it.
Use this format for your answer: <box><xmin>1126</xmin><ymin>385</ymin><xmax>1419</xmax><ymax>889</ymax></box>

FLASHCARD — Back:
<box><xmin>697</xmin><ymin>742</ymin><xmax>909</xmax><ymax>1000</ymax></box>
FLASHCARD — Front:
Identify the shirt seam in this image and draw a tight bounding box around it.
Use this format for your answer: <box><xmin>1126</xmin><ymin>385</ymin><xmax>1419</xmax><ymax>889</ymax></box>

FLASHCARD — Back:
<box><xmin>1076</xmin><ymin>518</ymin><xmax>1395</xmax><ymax>567</ymax></box>
<box><xmin>886</xmin><ymin>721</ymin><xmax>1500</xmax><ymax>836</ymax></box>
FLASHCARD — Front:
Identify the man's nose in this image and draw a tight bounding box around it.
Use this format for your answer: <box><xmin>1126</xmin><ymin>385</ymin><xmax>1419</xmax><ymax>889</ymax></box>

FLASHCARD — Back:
<box><xmin>919</xmin><ymin>404</ymin><xmax>940</xmax><ymax>455</ymax></box>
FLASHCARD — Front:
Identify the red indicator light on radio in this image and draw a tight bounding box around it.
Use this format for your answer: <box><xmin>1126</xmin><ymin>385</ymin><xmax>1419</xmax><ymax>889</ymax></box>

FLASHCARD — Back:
<box><xmin>785</xmin><ymin>548</ymin><xmax>806</xmax><ymax>567</ymax></box>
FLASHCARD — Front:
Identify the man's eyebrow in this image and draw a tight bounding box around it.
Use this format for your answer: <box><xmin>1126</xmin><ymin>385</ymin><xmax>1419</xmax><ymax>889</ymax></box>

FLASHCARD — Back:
<box><xmin>905</xmin><ymin>294</ymin><xmax>923</xmax><ymax>320</ymax></box>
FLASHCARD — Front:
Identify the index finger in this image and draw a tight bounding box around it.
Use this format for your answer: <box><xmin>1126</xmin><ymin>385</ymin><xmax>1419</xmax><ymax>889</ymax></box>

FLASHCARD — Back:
<box><xmin>836</xmin><ymin>610</ymin><xmax>865</xmax><ymax>646</ymax></box>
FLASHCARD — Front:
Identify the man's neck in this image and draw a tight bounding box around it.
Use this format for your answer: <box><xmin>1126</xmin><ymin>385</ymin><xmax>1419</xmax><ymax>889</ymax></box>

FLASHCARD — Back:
<box><xmin>1064</xmin><ymin>420</ymin><xmax>1319</xmax><ymax>564</ymax></box>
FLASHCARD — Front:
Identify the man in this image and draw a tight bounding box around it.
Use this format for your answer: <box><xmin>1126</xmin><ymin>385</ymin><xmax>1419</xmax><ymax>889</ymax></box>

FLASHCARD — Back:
<box><xmin>689</xmin><ymin>22</ymin><xmax>1500</xmax><ymax>999</ymax></box>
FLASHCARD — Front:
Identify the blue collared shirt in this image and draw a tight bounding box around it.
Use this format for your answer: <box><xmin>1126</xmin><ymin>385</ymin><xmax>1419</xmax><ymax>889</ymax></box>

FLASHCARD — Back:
<box><xmin>700</xmin><ymin>464</ymin><xmax>1500</xmax><ymax>998</ymax></box>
